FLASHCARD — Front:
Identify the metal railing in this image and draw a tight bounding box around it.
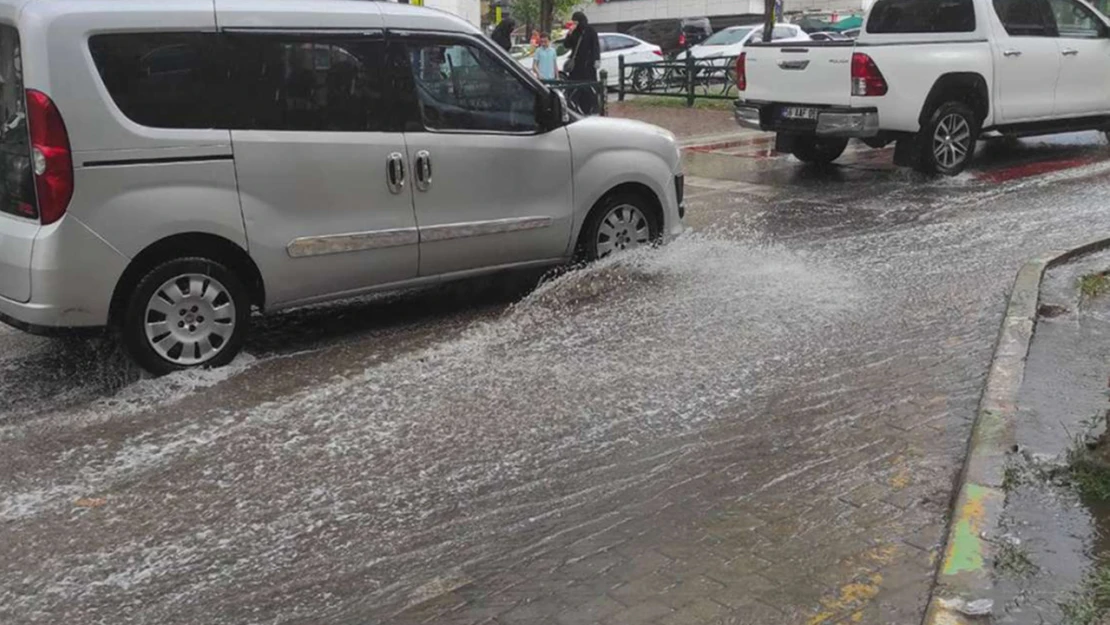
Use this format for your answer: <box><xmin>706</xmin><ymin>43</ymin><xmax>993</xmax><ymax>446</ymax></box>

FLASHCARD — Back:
<box><xmin>617</xmin><ymin>52</ymin><xmax>738</xmax><ymax>107</ymax></box>
<box><xmin>543</xmin><ymin>70</ymin><xmax>609</xmax><ymax>116</ymax></box>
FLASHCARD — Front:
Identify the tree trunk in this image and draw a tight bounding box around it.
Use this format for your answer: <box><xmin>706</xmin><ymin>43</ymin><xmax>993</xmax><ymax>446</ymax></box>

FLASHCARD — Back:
<box><xmin>539</xmin><ymin>0</ymin><xmax>553</xmax><ymax>36</ymax></box>
<box><xmin>763</xmin><ymin>0</ymin><xmax>775</xmax><ymax>42</ymax></box>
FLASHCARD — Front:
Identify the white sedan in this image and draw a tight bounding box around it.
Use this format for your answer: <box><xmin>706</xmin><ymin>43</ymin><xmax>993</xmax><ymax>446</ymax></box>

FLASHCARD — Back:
<box><xmin>517</xmin><ymin>33</ymin><xmax>662</xmax><ymax>86</ymax></box>
<box><xmin>687</xmin><ymin>23</ymin><xmax>810</xmax><ymax>67</ymax></box>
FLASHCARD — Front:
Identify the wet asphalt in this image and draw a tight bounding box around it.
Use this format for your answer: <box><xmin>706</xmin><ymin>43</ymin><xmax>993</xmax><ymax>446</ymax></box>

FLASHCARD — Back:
<box><xmin>5</xmin><ymin>133</ymin><xmax>1110</xmax><ymax>624</ymax></box>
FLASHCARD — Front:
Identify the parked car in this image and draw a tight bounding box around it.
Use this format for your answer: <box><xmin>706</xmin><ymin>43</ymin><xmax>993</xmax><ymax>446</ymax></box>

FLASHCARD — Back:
<box><xmin>688</xmin><ymin>24</ymin><xmax>809</xmax><ymax>67</ymax></box>
<box><xmin>0</xmin><ymin>0</ymin><xmax>685</xmax><ymax>374</ymax></box>
<box><xmin>808</xmin><ymin>31</ymin><xmax>851</xmax><ymax>41</ymax></box>
<box><xmin>517</xmin><ymin>33</ymin><xmax>662</xmax><ymax>86</ymax></box>
<box><xmin>734</xmin><ymin>0</ymin><xmax>1110</xmax><ymax>175</ymax></box>
<box><xmin>627</xmin><ymin>17</ymin><xmax>713</xmax><ymax>57</ymax></box>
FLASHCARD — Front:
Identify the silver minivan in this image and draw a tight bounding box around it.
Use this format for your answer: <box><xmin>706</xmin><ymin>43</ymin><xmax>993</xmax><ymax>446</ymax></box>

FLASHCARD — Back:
<box><xmin>0</xmin><ymin>0</ymin><xmax>685</xmax><ymax>374</ymax></box>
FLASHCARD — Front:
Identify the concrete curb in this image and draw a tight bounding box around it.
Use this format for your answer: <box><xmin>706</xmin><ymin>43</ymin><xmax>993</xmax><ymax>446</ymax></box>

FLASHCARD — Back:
<box><xmin>923</xmin><ymin>237</ymin><xmax>1110</xmax><ymax>625</ymax></box>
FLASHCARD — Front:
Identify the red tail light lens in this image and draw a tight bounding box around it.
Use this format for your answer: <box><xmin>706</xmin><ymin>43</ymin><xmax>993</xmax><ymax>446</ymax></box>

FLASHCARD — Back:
<box><xmin>25</xmin><ymin>89</ymin><xmax>73</xmax><ymax>225</ymax></box>
<box><xmin>678</xmin><ymin>33</ymin><xmax>687</xmax><ymax>47</ymax></box>
<box><xmin>653</xmin><ymin>49</ymin><xmax>663</xmax><ymax>57</ymax></box>
<box><xmin>736</xmin><ymin>52</ymin><xmax>747</xmax><ymax>91</ymax></box>
<box><xmin>851</xmin><ymin>52</ymin><xmax>887</xmax><ymax>97</ymax></box>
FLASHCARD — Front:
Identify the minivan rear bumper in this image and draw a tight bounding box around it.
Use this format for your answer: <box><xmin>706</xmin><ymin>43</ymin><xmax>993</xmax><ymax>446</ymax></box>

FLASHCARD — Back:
<box><xmin>734</xmin><ymin>101</ymin><xmax>880</xmax><ymax>138</ymax></box>
<box><xmin>0</xmin><ymin>216</ymin><xmax>128</xmax><ymax>332</ymax></box>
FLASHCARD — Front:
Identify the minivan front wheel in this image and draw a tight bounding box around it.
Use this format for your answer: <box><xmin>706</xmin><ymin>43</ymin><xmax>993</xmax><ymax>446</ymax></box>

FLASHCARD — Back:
<box><xmin>123</xmin><ymin>257</ymin><xmax>250</xmax><ymax>375</ymax></box>
<box><xmin>579</xmin><ymin>192</ymin><xmax>660</xmax><ymax>262</ymax></box>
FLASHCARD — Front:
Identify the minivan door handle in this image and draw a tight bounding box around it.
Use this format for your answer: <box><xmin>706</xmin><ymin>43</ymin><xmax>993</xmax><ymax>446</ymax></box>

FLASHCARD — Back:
<box><xmin>414</xmin><ymin>150</ymin><xmax>432</xmax><ymax>192</ymax></box>
<box><xmin>1002</xmin><ymin>49</ymin><xmax>1022</xmax><ymax>57</ymax></box>
<box><xmin>386</xmin><ymin>152</ymin><xmax>405</xmax><ymax>194</ymax></box>
<box><xmin>1062</xmin><ymin>47</ymin><xmax>1079</xmax><ymax>56</ymax></box>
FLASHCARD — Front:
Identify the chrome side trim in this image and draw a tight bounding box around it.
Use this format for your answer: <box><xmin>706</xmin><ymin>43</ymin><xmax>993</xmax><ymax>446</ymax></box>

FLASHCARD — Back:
<box><xmin>420</xmin><ymin>216</ymin><xmax>553</xmax><ymax>242</ymax></box>
<box><xmin>287</xmin><ymin>228</ymin><xmax>419</xmax><ymax>258</ymax></box>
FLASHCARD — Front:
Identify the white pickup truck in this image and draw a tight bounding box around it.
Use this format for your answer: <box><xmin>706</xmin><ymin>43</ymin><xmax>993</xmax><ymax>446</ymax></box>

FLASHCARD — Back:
<box><xmin>734</xmin><ymin>0</ymin><xmax>1110</xmax><ymax>175</ymax></box>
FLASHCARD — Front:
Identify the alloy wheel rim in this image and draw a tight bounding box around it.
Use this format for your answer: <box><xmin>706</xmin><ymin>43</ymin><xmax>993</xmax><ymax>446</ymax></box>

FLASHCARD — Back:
<box><xmin>144</xmin><ymin>273</ymin><xmax>236</xmax><ymax>366</ymax></box>
<box><xmin>596</xmin><ymin>204</ymin><xmax>651</xmax><ymax>258</ymax></box>
<box><xmin>932</xmin><ymin>113</ymin><xmax>971</xmax><ymax>170</ymax></box>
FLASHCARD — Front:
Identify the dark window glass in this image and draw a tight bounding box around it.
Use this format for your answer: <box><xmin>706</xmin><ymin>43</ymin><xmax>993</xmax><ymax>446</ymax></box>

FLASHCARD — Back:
<box><xmin>993</xmin><ymin>0</ymin><xmax>1053</xmax><ymax>35</ymax></box>
<box><xmin>399</xmin><ymin>40</ymin><xmax>538</xmax><ymax>133</ymax></box>
<box><xmin>226</xmin><ymin>34</ymin><xmax>388</xmax><ymax>131</ymax></box>
<box><xmin>89</xmin><ymin>33</ymin><xmax>230</xmax><ymax>129</ymax></box>
<box><xmin>0</xmin><ymin>25</ymin><xmax>34</xmax><ymax>220</ymax></box>
<box><xmin>1047</xmin><ymin>0</ymin><xmax>1105</xmax><ymax>37</ymax></box>
<box><xmin>866</xmin><ymin>0</ymin><xmax>977</xmax><ymax>32</ymax></box>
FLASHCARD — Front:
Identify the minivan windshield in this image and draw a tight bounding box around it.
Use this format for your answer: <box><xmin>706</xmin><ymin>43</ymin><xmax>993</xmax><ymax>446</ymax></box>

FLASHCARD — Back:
<box><xmin>0</xmin><ymin>24</ymin><xmax>33</xmax><ymax>220</ymax></box>
<box><xmin>700</xmin><ymin>27</ymin><xmax>755</xmax><ymax>45</ymax></box>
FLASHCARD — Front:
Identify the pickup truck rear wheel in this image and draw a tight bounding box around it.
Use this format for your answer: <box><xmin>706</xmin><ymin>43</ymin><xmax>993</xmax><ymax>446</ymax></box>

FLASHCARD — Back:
<box><xmin>790</xmin><ymin>137</ymin><xmax>849</xmax><ymax>164</ymax></box>
<box><xmin>916</xmin><ymin>101</ymin><xmax>979</xmax><ymax>176</ymax></box>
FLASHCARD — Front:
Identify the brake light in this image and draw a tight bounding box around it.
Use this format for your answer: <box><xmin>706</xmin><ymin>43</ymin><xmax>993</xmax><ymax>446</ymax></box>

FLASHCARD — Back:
<box><xmin>25</xmin><ymin>89</ymin><xmax>73</xmax><ymax>225</ymax></box>
<box><xmin>851</xmin><ymin>52</ymin><xmax>887</xmax><ymax>97</ymax></box>
<box><xmin>653</xmin><ymin>49</ymin><xmax>663</xmax><ymax>57</ymax></box>
<box><xmin>678</xmin><ymin>33</ymin><xmax>687</xmax><ymax>47</ymax></box>
<box><xmin>736</xmin><ymin>52</ymin><xmax>747</xmax><ymax>91</ymax></box>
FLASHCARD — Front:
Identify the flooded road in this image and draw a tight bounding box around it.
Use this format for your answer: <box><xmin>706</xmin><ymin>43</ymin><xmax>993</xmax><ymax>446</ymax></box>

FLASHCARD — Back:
<box><xmin>6</xmin><ymin>135</ymin><xmax>1110</xmax><ymax>624</ymax></box>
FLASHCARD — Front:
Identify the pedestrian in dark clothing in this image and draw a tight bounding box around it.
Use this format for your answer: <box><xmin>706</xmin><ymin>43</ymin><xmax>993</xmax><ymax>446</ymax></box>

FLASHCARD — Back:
<box><xmin>490</xmin><ymin>18</ymin><xmax>516</xmax><ymax>52</ymax></box>
<box><xmin>563</xmin><ymin>11</ymin><xmax>601</xmax><ymax>114</ymax></box>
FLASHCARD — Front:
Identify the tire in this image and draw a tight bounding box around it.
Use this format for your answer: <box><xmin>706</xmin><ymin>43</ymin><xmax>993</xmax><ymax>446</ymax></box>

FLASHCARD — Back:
<box><xmin>121</xmin><ymin>257</ymin><xmax>251</xmax><ymax>375</ymax></box>
<box><xmin>790</xmin><ymin>136</ymin><xmax>849</xmax><ymax>164</ymax></box>
<box><xmin>631</xmin><ymin>67</ymin><xmax>654</xmax><ymax>92</ymax></box>
<box><xmin>914</xmin><ymin>101</ymin><xmax>980</xmax><ymax>176</ymax></box>
<box><xmin>577</xmin><ymin>192</ymin><xmax>661</xmax><ymax>262</ymax></box>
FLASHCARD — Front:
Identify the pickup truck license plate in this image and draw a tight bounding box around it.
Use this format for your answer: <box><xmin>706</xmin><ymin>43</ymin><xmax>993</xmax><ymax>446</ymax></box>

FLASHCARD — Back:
<box><xmin>781</xmin><ymin>106</ymin><xmax>819</xmax><ymax>121</ymax></box>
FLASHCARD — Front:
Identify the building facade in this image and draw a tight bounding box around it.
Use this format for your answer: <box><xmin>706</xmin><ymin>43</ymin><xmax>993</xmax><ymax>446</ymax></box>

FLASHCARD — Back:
<box><xmin>582</xmin><ymin>0</ymin><xmax>867</xmax><ymax>32</ymax></box>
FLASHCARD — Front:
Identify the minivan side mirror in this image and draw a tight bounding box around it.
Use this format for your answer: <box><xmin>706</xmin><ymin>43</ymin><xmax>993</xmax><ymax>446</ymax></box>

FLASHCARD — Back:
<box><xmin>539</xmin><ymin>88</ymin><xmax>568</xmax><ymax>129</ymax></box>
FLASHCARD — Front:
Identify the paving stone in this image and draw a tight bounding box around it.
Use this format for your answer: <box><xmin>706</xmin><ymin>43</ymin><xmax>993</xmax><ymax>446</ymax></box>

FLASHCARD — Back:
<box><xmin>657</xmin><ymin>598</ymin><xmax>731</xmax><ymax>625</ymax></box>
<box><xmin>556</xmin><ymin>594</ymin><xmax>627</xmax><ymax>625</ymax></box>
<box><xmin>603</xmin><ymin>600</ymin><xmax>676</xmax><ymax>625</ymax></box>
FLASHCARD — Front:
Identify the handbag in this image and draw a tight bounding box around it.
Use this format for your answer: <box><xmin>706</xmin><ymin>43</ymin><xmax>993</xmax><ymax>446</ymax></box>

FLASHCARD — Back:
<box><xmin>564</xmin><ymin>32</ymin><xmax>584</xmax><ymax>75</ymax></box>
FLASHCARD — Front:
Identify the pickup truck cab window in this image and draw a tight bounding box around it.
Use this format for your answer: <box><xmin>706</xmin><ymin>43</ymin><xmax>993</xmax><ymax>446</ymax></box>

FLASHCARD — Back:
<box><xmin>866</xmin><ymin>0</ymin><xmax>976</xmax><ymax>33</ymax></box>
<box><xmin>993</xmin><ymin>0</ymin><xmax>1055</xmax><ymax>36</ymax></box>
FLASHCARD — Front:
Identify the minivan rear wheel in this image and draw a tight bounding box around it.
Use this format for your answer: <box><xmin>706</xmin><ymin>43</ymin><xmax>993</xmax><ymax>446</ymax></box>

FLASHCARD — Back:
<box><xmin>578</xmin><ymin>192</ymin><xmax>660</xmax><ymax>262</ymax></box>
<box><xmin>122</xmin><ymin>257</ymin><xmax>250</xmax><ymax>375</ymax></box>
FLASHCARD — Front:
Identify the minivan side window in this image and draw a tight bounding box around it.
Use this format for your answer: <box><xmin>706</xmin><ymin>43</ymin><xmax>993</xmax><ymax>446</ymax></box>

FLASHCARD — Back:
<box><xmin>398</xmin><ymin>40</ymin><xmax>539</xmax><ymax>133</ymax></box>
<box><xmin>225</xmin><ymin>34</ymin><xmax>388</xmax><ymax>132</ymax></box>
<box><xmin>1046</xmin><ymin>0</ymin><xmax>1106</xmax><ymax>37</ymax></box>
<box><xmin>89</xmin><ymin>33</ymin><xmax>230</xmax><ymax>129</ymax></box>
<box><xmin>0</xmin><ymin>24</ymin><xmax>33</xmax><ymax>220</ymax></box>
<box><xmin>866</xmin><ymin>0</ymin><xmax>977</xmax><ymax>32</ymax></box>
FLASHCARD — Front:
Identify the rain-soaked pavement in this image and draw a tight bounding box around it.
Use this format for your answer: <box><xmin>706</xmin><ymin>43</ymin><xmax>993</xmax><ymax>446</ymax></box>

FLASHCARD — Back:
<box><xmin>990</xmin><ymin>249</ymin><xmax>1110</xmax><ymax>624</ymax></box>
<box><xmin>6</xmin><ymin>132</ymin><xmax>1110</xmax><ymax>625</ymax></box>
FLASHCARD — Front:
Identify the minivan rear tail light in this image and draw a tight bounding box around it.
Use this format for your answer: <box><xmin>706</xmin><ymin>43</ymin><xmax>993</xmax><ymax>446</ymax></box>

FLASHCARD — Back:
<box><xmin>851</xmin><ymin>53</ymin><xmax>887</xmax><ymax>97</ymax></box>
<box><xmin>678</xmin><ymin>32</ymin><xmax>687</xmax><ymax>47</ymax></box>
<box><xmin>736</xmin><ymin>52</ymin><xmax>747</xmax><ymax>91</ymax></box>
<box><xmin>25</xmin><ymin>89</ymin><xmax>73</xmax><ymax>225</ymax></box>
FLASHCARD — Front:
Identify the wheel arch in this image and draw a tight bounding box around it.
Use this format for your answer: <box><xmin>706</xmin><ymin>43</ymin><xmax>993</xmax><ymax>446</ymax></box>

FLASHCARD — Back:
<box><xmin>108</xmin><ymin>233</ymin><xmax>265</xmax><ymax>327</ymax></box>
<box><xmin>918</xmin><ymin>73</ymin><xmax>990</xmax><ymax>128</ymax></box>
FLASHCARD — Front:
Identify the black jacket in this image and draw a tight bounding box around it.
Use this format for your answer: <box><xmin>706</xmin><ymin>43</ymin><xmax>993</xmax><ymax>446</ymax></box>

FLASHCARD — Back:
<box><xmin>490</xmin><ymin>20</ymin><xmax>515</xmax><ymax>52</ymax></box>
<box><xmin>564</xmin><ymin>15</ymin><xmax>600</xmax><ymax>79</ymax></box>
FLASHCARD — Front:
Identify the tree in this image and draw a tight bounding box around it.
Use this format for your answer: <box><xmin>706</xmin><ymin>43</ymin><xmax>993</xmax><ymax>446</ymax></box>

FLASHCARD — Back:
<box><xmin>511</xmin><ymin>0</ymin><xmax>540</xmax><ymax>39</ymax></box>
<box><xmin>539</xmin><ymin>0</ymin><xmax>580</xmax><ymax>37</ymax></box>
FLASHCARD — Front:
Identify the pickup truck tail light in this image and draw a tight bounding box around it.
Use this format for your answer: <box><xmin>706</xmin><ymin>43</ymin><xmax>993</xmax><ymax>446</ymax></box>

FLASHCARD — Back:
<box><xmin>678</xmin><ymin>33</ymin><xmax>687</xmax><ymax>47</ymax></box>
<box><xmin>851</xmin><ymin>53</ymin><xmax>887</xmax><ymax>97</ymax></box>
<box><xmin>736</xmin><ymin>52</ymin><xmax>747</xmax><ymax>91</ymax></box>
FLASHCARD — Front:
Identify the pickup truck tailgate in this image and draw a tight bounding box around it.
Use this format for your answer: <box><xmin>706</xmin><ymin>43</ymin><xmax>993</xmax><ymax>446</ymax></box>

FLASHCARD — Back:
<box><xmin>743</xmin><ymin>41</ymin><xmax>853</xmax><ymax>107</ymax></box>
